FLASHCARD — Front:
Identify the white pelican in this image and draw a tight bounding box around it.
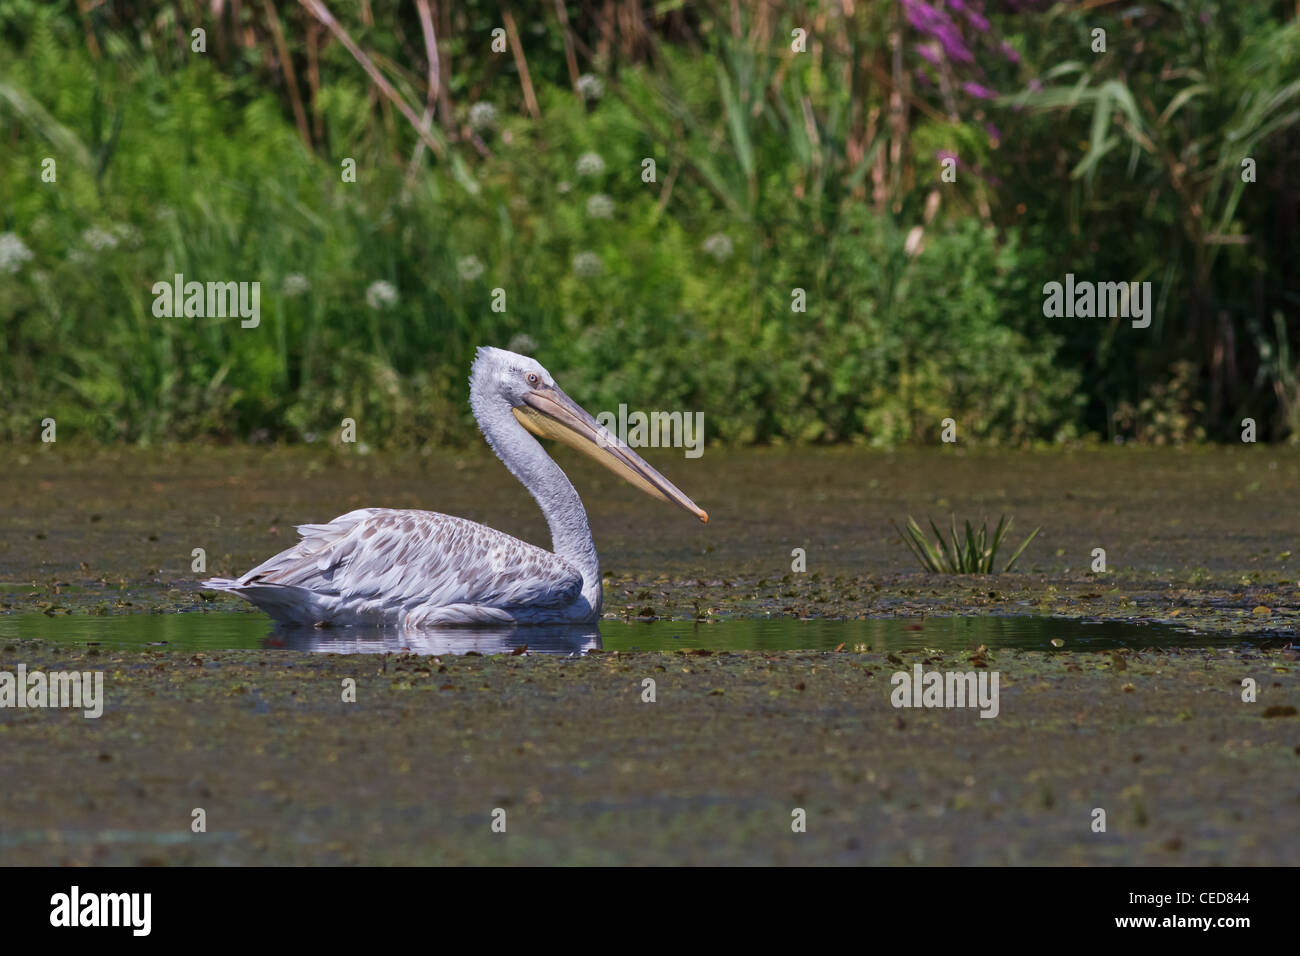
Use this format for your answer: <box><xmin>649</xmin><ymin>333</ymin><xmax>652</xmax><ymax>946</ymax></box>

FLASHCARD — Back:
<box><xmin>204</xmin><ymin>346</ymin><xmax>707</xmax><ymax>626</ymax></box>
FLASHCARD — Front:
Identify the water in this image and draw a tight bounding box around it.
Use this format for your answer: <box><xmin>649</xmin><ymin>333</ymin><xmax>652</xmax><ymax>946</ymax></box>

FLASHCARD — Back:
<box><xmin>0</xmin><ymin>611</ymin><xmax>1260</xmax><ymax>656</ymax></box>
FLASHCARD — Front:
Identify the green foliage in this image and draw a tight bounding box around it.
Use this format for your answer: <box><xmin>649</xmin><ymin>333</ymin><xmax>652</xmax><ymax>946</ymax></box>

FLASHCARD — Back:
<box><xmin>0</xmin><ymin>13</ymin><xmax>1075</xmax><ymax>448</ymax></box>
<box><xmin>0</xmin><ymin>2</ymin><xmax>1296</xmax><ymax>447</ymax></box>
<box><xmin>1112</xmin><ymin>361</ymin><xmax>1207</xmax><ymax>445</ymax></box>
<box><xmin>894</xmin><ymin>515</ymin><xmax>1040</xmax><ymax>574</ymax></box>
<box><xmin>1007</xmin><ymin>3</ymin><xmax>1300</xmax><ymax>439</ymax></box>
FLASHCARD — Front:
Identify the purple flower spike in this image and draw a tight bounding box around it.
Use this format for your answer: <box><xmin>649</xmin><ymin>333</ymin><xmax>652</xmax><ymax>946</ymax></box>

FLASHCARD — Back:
<box><xmin>915</xmin><ymin>43</ymin><xmax>941</xmax><ymax>65</ymax></box>
<box><xmin>963</xmin><ymin>82</ymin><xmax>998</xmax><ymax>100</ymax></box>
<box><xmin>902</xmin><ymin>0</ymin><xmax>942</xmax><ymax>33</ymax></box>
<box><xmin>1000</xmin><ymin>41</ymin><xmax>1021</xmax><ymax>64</ymax></box>
<box><xmin>934</xmin><ymin>24</ymin><xmax>974</xmax><ymax>63</ymax></box>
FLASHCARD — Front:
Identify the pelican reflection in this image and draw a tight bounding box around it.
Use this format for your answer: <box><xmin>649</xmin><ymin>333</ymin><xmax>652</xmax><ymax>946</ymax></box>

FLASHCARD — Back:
<box><xmin>266</xmin><ymin>622</ymin><xmax>601</xmax><ymax>656</ymax></box>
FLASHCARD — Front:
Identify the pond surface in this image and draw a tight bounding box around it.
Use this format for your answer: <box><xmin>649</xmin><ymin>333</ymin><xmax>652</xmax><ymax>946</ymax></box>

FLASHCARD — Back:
<box><xmin>0</xmin><ymin>611</ymin><xmax>1261</xmax><ymax>655</ymax></box>
<box><xmin>2</xmin><ymin>446</ymin><xmax>1297</xmax><ymax>641</ymax></box>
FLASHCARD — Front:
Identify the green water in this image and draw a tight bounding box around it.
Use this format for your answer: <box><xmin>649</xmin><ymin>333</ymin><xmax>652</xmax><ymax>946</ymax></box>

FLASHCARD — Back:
<box><xmin>0</xmin><ymin>611</ymin><xmax>1256</xmax><ymax>655</ymax></box>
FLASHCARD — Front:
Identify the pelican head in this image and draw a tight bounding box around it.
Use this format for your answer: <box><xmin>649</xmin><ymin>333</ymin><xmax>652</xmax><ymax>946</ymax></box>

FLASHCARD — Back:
<box><xmin>471</xmin><ymin>346</ymin><xmax>708</xmax><ymax>523</ymax></box>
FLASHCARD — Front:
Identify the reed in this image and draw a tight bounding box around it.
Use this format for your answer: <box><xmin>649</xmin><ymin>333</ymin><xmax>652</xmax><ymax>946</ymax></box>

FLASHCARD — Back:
<box><xmin>894</xmin><ymin>515</ymin><xmax>1040</xmax><ymax>574</ymax></box>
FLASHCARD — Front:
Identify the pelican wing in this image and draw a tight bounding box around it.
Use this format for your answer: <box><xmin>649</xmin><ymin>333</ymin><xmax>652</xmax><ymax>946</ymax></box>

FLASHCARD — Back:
<box><xmin>231</xmin><ymin>508</ymin><xmax>583</xmax><ymax>615</ymax></box>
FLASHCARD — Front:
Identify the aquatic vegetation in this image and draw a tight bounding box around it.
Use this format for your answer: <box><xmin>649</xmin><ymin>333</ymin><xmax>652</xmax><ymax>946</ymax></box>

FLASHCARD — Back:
<box><xmin>894</xmin><ymin>514</ymin><xmax>1040</xmax><ymax>574</ymax></box>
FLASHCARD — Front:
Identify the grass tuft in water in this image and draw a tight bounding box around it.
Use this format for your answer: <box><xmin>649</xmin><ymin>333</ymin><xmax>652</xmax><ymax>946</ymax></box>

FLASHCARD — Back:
<box><xmin>894</xmin><ymin>514</ymin><xmax>1040</xmax><ymax>574</ymax></box>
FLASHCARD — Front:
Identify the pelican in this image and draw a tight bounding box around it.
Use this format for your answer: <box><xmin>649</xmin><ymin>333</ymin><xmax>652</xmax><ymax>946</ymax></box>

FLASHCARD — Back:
<box><xmin>203</xmin><ymin>346</ymin><xmax>707</xmax><ymax>626</ymax></box>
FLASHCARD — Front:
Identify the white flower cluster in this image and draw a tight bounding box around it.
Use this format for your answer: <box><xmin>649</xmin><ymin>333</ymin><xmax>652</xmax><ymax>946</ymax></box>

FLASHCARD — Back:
<box><xmin>112</xmin><ymin>223</ymin><xmax>142</xmax><ymax>247</ymax></box>
<box><xmin>572</xmin><ymin>251</ymin><xmax>603</xmax><ymax>278</ymax></box>
<box><xmin>507</xmin><ymin>333</ymin><xmax>539</xmax><ymax>355</ymax></box>
<box><xmin>365</xmin><ymin>280</ymin><xmax>400</xmax><ymax>310</ymax></box>
<box><xmin>575</xmin><ymin>73</ymin><xmax>604</xmax><ymax>102</ymax></box>
<box><xmin>82</xmin><ymin>226</ymin><xmax>120</xmax><ymax>252</ymax></box>
<box><xmin>457</xmin><ymin>255</ymin><xmax>485</xmax><ymax>281</ymax></box>
<box><xmin>468</xmin><ymin>101</ymin><xmax>497</xmax><ymax>133</ymax></box>
<box><xmin>586</xmin><ymin>194</ymin><xmax>614</xmax><ymax>219</ymax></box>
<box><xmin>702</xmin><ymin>233</ymin><xmax>734</xmax><ymax>261</ymax></box>
<box><xmin>576</xmin><ymin>152</ymin><xmax>605</xmax><ymax>177</ymax></box>
<box><xmin>0</xmin><ymin>233</ymin><xmax>34</xmax><ymax>274</ymax></box>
